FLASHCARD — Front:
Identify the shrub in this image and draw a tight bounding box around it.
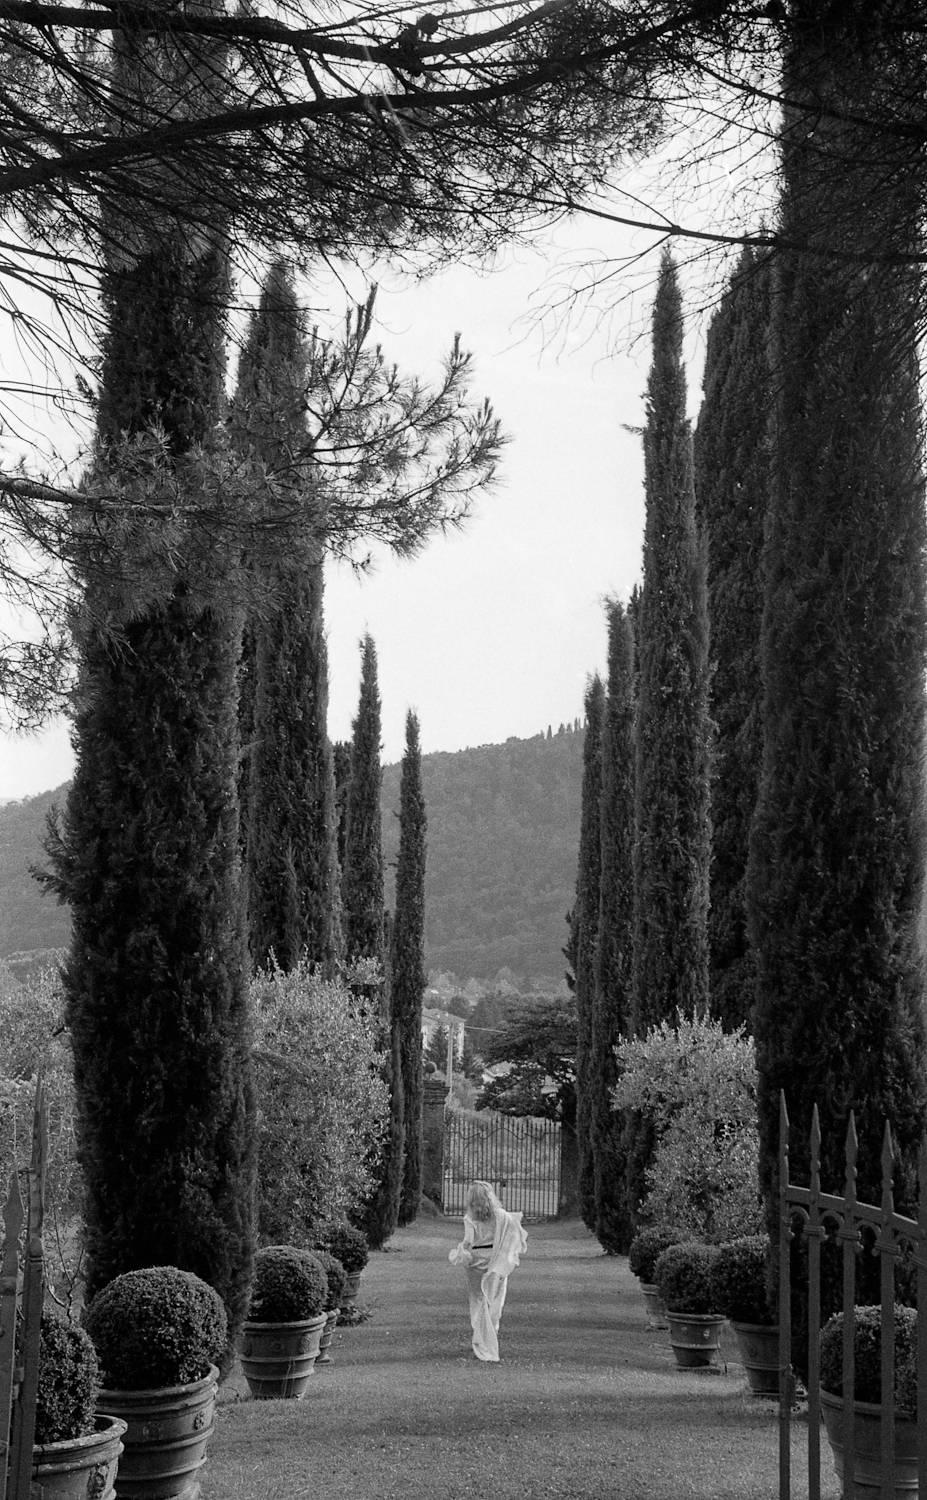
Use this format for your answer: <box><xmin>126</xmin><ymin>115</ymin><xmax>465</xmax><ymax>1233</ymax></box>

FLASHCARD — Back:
<box><xmin>710</xmin><ymin>1235</ymin><xmax>774</xmax><ymax>1324</ymax></box>
<box><xmin>34</xmin><ymin>1312</ymin><xmax>99</xmax><ymax>1444</ymax></box>
<box><xmin>614</xmin><ymin>1012</ymin><xmax>763</xmax><ymax>1242</ymax></box>
<box><xmin>628</xmin><ymin>1225</ymin><xmax>687</xmax><ymax>1283</ymax></box>
<box><xmin>654</xmin><ymin>1241</ymin><xmax>721</xmax><ymax>1315</ymax></box>
<box><xmin>252</xmin><ymin>962</ymin><xmax>389</xmax><ymax>1244</ymax></box>
<box><xmin>316</xmin><ymin>1222</ymin><xmax>369</xmax><ymax>1275</ymax></box>
<box><xmin>84</xmin><ymin>1267</ymin><xmax>227</xmax><ymax>1390</ymax></box>
<box><xmin>820</xmin><ymin>1305</ymin><xmax>918</xmax><ymax>1418</ymax></box>
<box><xmin>311</xmin><ymin>1250</ymin><xmax>347</xmax><ymax>1312</ymax></box>
<box><xmin>0</xmin><ymin>968</ymin><xmax>85</xmax><ymax>1312</ymax></box>
<box><xmin>248</xmin><ymin>1246</ymin><xmax>328</xmax><ymax>1321</ymax></box>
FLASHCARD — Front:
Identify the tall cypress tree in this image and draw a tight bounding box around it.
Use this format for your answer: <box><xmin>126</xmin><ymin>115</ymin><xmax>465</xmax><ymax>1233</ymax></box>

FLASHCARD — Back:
<box><xmin>393</xmin><ymin>710</ymin><xmax>428</xmax><ymax>1226</ymax></box>
<box><xmin>694</xmin><ymin>247</ymin><xmax>771</xmax><ymax>1032</ymax></box>
<box><xmin>627</xmin><ymin>253</ymin><xmax>710</xmax><ymax>1227</ymax></box>
<box><xmin>233</xmin><ymin>262</ymin><xmax>338</xmax><ymax>973</ymax></box>
<box><xmin>591</xmin><ymin>601</ymin><xmax>636</xmax><ymax>1254</ymax></box>
<box><xmin>632</xmin><ymin>251</ymin><xmax>711</xmax><ymax>1032</ymax></box>
<box><xmin>45</xmin><ymin>221</ymin><xmax>256</xmax><ymax>1354</ymax></box>
<box><xmin>748</xmin><ymin>0</ymin><xmax>927</xmax><ymax>1232</ymax></box>
<box><xmin>342</xmin><ymin>634</ymin><xmax>385</xmax><ymax>968</ymax></box>
<box><xmin>572</xmin><ymin>674</ymin><xmax>605</xmax><ymax>1233</ymax></box>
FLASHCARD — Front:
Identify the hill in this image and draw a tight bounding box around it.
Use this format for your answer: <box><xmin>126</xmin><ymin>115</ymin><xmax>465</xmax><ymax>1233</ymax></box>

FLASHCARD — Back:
<box><xmin>0</xmin><ymin>726</ymin><xmax>584</xmax><ymax>985</ymax></box>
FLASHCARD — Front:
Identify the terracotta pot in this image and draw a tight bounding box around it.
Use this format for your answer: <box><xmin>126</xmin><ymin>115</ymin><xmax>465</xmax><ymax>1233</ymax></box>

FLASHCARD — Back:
<box><xmin>820</xmin><ymin>1389</ymin><xmax>919</xmax><ymax>1499</ymax></box>
<box><xmin>31</xmin><ymin>1414</ymin><xmax>127</xmax><ymax>1500</ymax></box>
<box><xmin>239</xmin><ymin>1315</ymin><xmax>326</xmax><ymax>1399</ymax></box>
<box><xmin>98</xmin><ymin>1364</ymin><xmax>218</xmax><ymax>1500</ymax></box>
<box><xmin>316</xmin><ymin>1309</ymin><xmax>339</xmax><ymax>1366</ymax></box>
<box><xmin>639</xmin><ymin>1281</ymin><xmax>669</xmax><ymax>1330</ymax></box>
<box><xmin>665</xmin><ymin>1311</ymin><xmax>726</xmax><ymax>1369</ymax></box>
<box><xmin>730</xmin><ymin>1320</ymin><xmax>784</xmax><ymax>1397</ymax></box>
<box><xmin>340</xmin><ymin>1270</ymin><xmax>362</xmax><ymax>1309</ymax></box>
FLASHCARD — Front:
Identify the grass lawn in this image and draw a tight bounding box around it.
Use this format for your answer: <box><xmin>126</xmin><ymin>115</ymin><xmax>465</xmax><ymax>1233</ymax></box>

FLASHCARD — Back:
<box><xmin>205</xmin><ymin>1215</ymin><xmax>836</xmax><ymax>1500</ymax></box>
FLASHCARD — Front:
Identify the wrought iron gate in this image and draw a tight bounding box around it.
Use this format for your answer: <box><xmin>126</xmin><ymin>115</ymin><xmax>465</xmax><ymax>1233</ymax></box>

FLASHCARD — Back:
<box><xmin>442</xmin><ymin>1110</ymin><xmax>561</xmax><ymax>1220</ymax></box>
<box><xmin>777</xmin><ymin>1091</ymin><xmax>927</xmax><ymax>1500</ymax></box>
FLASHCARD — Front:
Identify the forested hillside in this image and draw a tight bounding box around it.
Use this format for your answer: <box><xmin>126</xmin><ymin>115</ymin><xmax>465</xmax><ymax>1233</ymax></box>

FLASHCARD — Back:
<box><xmin>2</xmin><ymin>725</ymin><xmax>584</xmax><ymax>984</ymax></box>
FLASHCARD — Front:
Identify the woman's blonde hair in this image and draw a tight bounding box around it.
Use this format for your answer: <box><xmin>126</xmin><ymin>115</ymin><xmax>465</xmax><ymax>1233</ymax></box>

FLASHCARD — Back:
<box><xmin>466</xmin><ymin>1179</ymin><xmax>502</xmax><ymax>1220</ymax></box>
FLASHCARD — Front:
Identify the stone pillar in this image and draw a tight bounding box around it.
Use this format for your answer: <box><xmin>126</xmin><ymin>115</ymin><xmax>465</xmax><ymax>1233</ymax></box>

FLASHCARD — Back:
<box><xmin>421</xmin><ymin>1077</ymin><xmax>449</xmax><ymax>1211</ymax></box>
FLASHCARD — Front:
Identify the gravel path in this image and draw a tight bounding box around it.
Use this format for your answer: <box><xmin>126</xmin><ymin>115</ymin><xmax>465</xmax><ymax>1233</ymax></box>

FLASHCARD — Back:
<box><xmin>205</xmin><ymin>1214</ymin><xmax>832</xmax><ymax>1500</ymax></box>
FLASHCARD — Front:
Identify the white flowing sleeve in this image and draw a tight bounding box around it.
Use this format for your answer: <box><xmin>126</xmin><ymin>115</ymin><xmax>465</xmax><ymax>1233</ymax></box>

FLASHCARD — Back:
<box><xmin>448</xmin><ymin>1213</ymin><xmax>479</xmax><ymax>1267</ymax></box>
<box><xmin>487</xmin><ymin>1210</ymin><xmax>528</xmax><ymax>1280</ymax></box>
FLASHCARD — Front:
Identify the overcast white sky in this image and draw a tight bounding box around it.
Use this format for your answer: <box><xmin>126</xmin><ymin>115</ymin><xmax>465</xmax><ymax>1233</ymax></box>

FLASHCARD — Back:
<box><xmin>0</xmin><ymin>210</ymin><xmax>716</xmax><ymax>797</ymax></box>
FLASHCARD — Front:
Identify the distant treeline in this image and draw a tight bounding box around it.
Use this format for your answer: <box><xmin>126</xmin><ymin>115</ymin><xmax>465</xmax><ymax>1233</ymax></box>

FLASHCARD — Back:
<box><xmin>2</xmin><ymin>724</ymin><xmax>584</xmax><ymax>985</ymax></box>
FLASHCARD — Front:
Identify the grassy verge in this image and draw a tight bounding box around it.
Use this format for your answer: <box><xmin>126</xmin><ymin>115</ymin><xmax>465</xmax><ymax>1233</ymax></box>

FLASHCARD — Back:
<box><xmin>204</xmin><ymin>1216</ymin><xmax>834</xmax><ymax>1500</ymax></box>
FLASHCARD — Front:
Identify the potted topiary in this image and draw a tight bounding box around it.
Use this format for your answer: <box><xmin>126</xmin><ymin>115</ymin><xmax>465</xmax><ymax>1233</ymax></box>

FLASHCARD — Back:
<box><xmin>316</xmin><ymin>1223</ymin><xmax>368</xmax><ymax>1310</ymax></box>
<box><xmin>710</xmin><ymin>1235</ymin><xmax>783</xmax><ymax>1396</ymax></box>
<box><xmin>311</xmin><ymin>1250</ymin><xmax>346</xmax><ymax>1366</ymax></box>
<box><xmin>654</xmin><ymin>1241</ymin><xmax>725</xmax><ymax>1370</ymax></box>
<box><xmin>819</xmin><ymin>1305</ymin><xmax>919</xmax><ymax>1495</ymax></box>
<box><xmin>628</xmin><ymin>1225</ymin><xmax>687</xmax><ymax>1330</ymax></box>
<box><xmin>29</xmin><ymin>1311</ymin><xmax>127</xmax><ymax>1500</ymax></box>
<box><xmin>239</xmin><ymin>1245</ymin><xmax>329</xmax><ymax>1399</ymax></box>
<box><xmin>83</xmin><ymin>1265</ymin><xmax>227</xmax><ymax>1500</ymax></box>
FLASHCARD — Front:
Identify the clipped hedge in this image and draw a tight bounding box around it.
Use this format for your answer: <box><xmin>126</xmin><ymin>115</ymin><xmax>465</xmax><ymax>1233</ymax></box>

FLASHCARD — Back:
<box><xmin>84</xmin><ymin>1266</ymin><xmax>227</xmax><ymax>1390</ymax></box>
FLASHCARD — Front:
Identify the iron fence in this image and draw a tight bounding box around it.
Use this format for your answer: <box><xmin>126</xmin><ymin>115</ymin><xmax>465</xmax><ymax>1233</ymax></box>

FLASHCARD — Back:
<box><xmin>442</xmin><ymin>1109</ymin><xmax>561</xmax><ymax>1220</ymax></box>
<box><xmin>778</xmin><ymin>1091</ymin><xmax>927</xmax><ymax>1500</ymax></box>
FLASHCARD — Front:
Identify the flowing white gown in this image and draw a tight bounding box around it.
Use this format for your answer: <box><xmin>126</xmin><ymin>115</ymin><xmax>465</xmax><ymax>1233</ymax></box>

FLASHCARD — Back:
<box><xmin>448</xmin><ymin>1207</ymin><xmax>528</xmax><ymax>1361</ymax></box>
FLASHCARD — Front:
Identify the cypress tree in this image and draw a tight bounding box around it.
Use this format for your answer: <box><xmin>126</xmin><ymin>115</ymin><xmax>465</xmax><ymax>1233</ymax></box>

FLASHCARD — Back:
<box><xmin>627</xmin><ymin>253</ymin><xmax>711</xmax><ymax>1228</ymax></box>
<box><xmin>392</xmin><ymin>710</ymin><xmax>428</xmax><ymax>1227</ymax></box>
<box><xmin>591</xmin><ymin>601</ymin><xmax>636</xmax><ymax>1254</ymax></box>
<box><xmin>341</xmin><ymin>634</ymin><xmax>385</xmax><ymax>968</ymax></box>
<box><xmin>632</xmin><ymin>251</ymin><xmax>711</xmax><ymax>1032</ymax></box>
<box><xmin>233</xmin><ymin>262</ymin><xmax>338</xmax><ymax>972</ymax></box>
<box><xmin>45</xmin><ymin>226</ymin><xmax>256</xmax><ymax>1357</ymax></box>
<box><xmin>693</xmin><ymin>247</ymin><xmax>771</xmax><ymax>1032</ymax></box>
<box><xmin>572</xmin><ymin>674</ymin><xmax>605</xmax><ymax>1233</ymax></box>
<box><xmin>748</xmin><ymin>0</ymin><xmax>927</xmax><ymax>1232</ymax></box>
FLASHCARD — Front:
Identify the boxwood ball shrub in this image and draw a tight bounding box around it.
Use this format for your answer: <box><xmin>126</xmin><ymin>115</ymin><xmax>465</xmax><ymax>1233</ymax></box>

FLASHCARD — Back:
<box><xmin>34</xmin><ymin>1312</ymin><xmax>100</xmax><ymax>1444</ymax></box>
<box><xmin>628</xmin><ymin>1225</ymin><xmax>687</xmax><ymax>1284</ymax></box>
<box><xmin>820</xmin><ymin>1305</ymin><xmax>918</xmax><ymax>1417</ymax></box>
<box><xmin>316</xmin><ymin>1222</ymin><xmax>368</xmax><ymax>1275</ymax></box>
<box><xmin>84</xmin><ymin>1266</ymin><xmax>227</xmax><ymax>1390</ymax></box>
<box><xmin>311</xmin><ymin>1250</ymin><xmax>347</xmax><ymax>1312</ymax></box>
<box><xmin>710</xmin><ymin>1235</ymin><xmax>774</xmax><ymax>1324</ymax></box>
<box><xmin>248</xmin><ymin>1246</ymin><xmax>328</xmax><ymax>1322</ymax></box>
<box><xmin>654</xmin><ymin>1241</ymin><xmax>721</xmax><ymax>1315</ymax></box>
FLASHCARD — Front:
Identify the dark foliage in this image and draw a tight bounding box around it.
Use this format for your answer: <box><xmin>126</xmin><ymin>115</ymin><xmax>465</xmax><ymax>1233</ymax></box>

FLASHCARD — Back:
<box><xmin>42</xmin><ymin>232</ymin><xmax>256</xmax><ymax>1368</ymax></box>
<box><xmin>234</xmin><ymin>262</ymin><xmax>338</xmax><ymax>973</ymax></box>
<box><xmin>632</xmin><ymin>250</ymin><xmax>711</xmax><ymax>1032</ymax></box>
<box><xmin>820</xmin><ymin>1305</ymin><xmax>918</xmax><ymax>1418</ymax></box>
<box><xmin>654</xmin><ymin>1242</ymin><xmax>721</xmax><ymax>1316</ymax></box>
<box><xmin>591</xmin><ymin>601</ymin><xmax>636</xmax><ymax>1254</ymax></box>
<box><xmin>8</xmin><ymin>729</ymin><xmax>586</xmax><ymax>985</ymax></box>
<box><xmin>357</xmin><ymin>1002</ymin><xmax>404</xmax><ymax>1251</ymax></box>
<box><xmin>627</xmin><ymin>1225</ymin><xmax>687</xmax><ymax>1284</ymax></box>
<box><xmin>572</xmin><ymin>675</ymin><xmax>604</xmax><ymax>1232</ymax></box>
<box><xmin>392</xmin><ymin>711</ymin><xmax>428</xmax><ymax>1226</ymax></box>
<box><xmin>342</xmin><ymin>635</ymin><xmax>385</xmax><ymax>966</ymax></box>
<box><xmin>316</xmin><ymin>1222</ymin><xmax>369</xmax><ymax>1275</ymax></box>
<box><xmin>693</xmin><ymin>245</ymin><xmax>771</xmax><ymax>1031</ymax></box>
<box><xmin>84</xmin><ymin>1267</ymin><xmax>227</xmax><ymax>1390</ymax></box>
<box><xmin>627</xmin><ymin>253</ymin><xmax>710</xmax><ymax>1230</ymax></box>
<box><xmin>34</xmin><ymin>1313</ymin><xmax>100</xmax><ymax>1444</ymax></box>
<box><xmin>476</xmin><ymin>994</ymin><xmax>577</xmax><ymax>1126</ymax></box>
<box><xmin>748</xmin><ymin>0</ymin><xmax>927</xmax><ymax>1250</ymax></box>
<box><xmin>247</xmin><ymin>1246</ymin><xmax>328</xmax><ymax>1322</ymax></box>
<box><xmin>311</xmin><ymin>1250</ymin><xmax>347</xmax><ymax>1312</ymax></box>
<box><xmin>709</xmin><ymin>1235</ymin><xmax>773</xmax><ymax>1324</ymax></box>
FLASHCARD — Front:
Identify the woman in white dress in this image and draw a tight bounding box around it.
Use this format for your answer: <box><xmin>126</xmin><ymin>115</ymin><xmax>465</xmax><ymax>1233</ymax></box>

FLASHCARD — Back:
<box><xmin>448</xmin><ymin>1179</ymin><xmax>528</xmax><ymax>1361</ymax></box>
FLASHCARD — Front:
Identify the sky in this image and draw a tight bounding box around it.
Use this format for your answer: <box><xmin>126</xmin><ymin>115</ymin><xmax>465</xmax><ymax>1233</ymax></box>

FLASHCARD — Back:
<box><xmin>0</xmin><ymin>213</ymin><xmax>713</xmax><ymax>796</ymax></box>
